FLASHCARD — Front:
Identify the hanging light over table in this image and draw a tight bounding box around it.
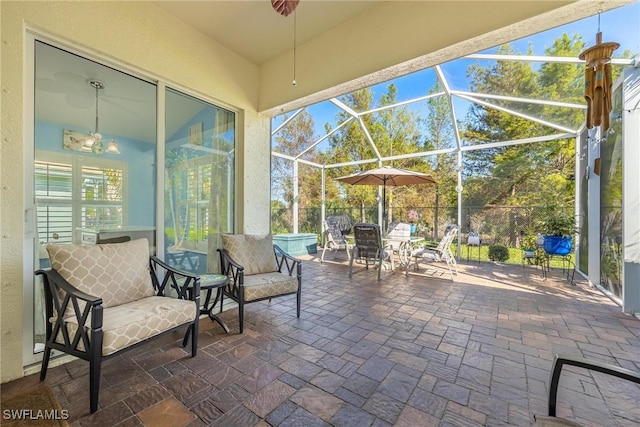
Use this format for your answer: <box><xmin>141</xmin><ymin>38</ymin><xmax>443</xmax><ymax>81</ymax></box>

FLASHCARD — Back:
<box><xmin>83</xmin><ymin>79</ymin><xmax>120</xmax><ymax>154</ymax></box>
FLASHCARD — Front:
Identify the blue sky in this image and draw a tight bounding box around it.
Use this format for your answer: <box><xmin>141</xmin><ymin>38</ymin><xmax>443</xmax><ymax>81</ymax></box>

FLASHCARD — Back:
<box><xmin>273</xmin><ymin>3</ymin><xmax>639</xmax><ymax>147</ymax></box>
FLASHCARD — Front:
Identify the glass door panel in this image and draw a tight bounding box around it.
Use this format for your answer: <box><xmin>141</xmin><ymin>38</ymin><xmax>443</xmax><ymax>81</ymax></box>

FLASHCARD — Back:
<box><xmin>164</xmin><ymin>88</ymin><xmax>235</xmax><ymax>274</ymax></box>
<box><xmin>31</xmin><ymin>40</ymin><xmax>157</xmax><ymax>361</ymax></box>
<box><xmin>600</xmin><ymin>85</ymin><xmax>623</xmax><ymax>298</ymax></box>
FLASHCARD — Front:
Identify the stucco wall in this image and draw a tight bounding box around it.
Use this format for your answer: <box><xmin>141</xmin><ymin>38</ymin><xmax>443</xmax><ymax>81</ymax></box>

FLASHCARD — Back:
<box><xmin>0</xmin><ymin>1</ymin><xmax>270</xmax><ymax>382</ymax></box>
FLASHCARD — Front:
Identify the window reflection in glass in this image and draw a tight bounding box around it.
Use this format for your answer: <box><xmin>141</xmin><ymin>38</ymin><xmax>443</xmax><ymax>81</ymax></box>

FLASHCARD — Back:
<box><xmin>164</xmin><ymin>88</ymin><xmax>235</xmax><ymax>274</ymax></box>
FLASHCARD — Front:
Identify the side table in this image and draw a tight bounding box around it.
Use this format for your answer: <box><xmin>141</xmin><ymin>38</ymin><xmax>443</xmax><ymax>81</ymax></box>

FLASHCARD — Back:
<box><xmin>466</xmin><ymin>244</ymin><xmax>481</xmax><ymax>262</ymax></box>
<box><xmin>182</xmin><ymin>274</ymin><xmax>230</xmax><ymax>346</ymax></box>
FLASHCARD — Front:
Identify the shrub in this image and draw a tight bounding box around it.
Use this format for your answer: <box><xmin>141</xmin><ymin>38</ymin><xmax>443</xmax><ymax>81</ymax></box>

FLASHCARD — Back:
<box><xmin>488</xmin><ymin>245</ymin><xmax>509</xmax><ymax>262</ymax></box>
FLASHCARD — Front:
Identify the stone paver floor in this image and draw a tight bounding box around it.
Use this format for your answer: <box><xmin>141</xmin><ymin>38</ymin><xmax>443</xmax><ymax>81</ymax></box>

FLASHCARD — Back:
<box><xmin>3</xmin><ymin>255</ymin><xmax>640</xmax><ymax>426</ymax></box>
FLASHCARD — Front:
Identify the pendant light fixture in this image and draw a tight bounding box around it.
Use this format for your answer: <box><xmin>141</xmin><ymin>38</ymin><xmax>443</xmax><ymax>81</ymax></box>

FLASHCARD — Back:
<box><xmin>83</xmin><ymin>79</ymin><xmax>120</xmax><ymax>154</ymax></box>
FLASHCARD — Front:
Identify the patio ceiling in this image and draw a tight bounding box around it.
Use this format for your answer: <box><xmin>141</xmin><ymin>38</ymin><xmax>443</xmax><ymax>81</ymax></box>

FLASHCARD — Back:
<box><xmin>269</xmin><ymin>0</ymin><xmax>638</xmax><ymax>170</ymax></box>
<box><xmin>152</xmin><ymin>1</ymin><xmax>633</xmax><ymax>115</ymax></box>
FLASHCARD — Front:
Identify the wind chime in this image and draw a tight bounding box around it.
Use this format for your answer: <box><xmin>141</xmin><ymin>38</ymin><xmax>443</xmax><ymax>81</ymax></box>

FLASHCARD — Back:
<box><xmin>579</xmin><ymin>12</ymin><xmax>619</xmax><ymax>132</ymax></box>
<box><xmin>271</xmin><ymin>0</ymin><xmax>300</xmax><ymax>86</ymax></box>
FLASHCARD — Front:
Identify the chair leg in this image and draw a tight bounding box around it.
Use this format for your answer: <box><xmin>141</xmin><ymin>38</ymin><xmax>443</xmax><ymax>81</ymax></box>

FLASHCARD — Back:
<box><xmin>89</xmin><ymin>329</ymin><xmax>103</xmax><ymax>413</ymax></box>
<box><xmin>182</xmin><ymin>324</ymin><xmax>192</xmax><ymax>348</ymax></box>
<box><xmin>296</xmin><ymin>288</ymin><xmax>301</xmax><ymax>318</ymax></box>
<box><xmin>89</xmin><ymin>355</ymin><xmax>102</xmax><ymax>413</ymax></box>
<box><xmin>321</xmin><ymin>245</ymin><xmax>327</xmax><ymax>262</ymax></box>
<box><xmin>239</xmin><ymin>302</ymin><xmax>244</xmax><ymax>334</ymax></box>
<box><xmin>39</xmin><ymin>346</ymin><xmax>52</xmax><ymax>381</ymax></box>
<box><xmin>348</xmin><ymin>248</ymin><xmax>356</xmax><ymax>277</ymax></box>
<box><xmin>191</xmin><ymin>319</ymin><xmax>198</xmax><ymax>357</ymax></box>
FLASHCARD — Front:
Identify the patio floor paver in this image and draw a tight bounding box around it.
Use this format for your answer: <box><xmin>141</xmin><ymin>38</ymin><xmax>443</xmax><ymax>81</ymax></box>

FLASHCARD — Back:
<box><xmin>3</xmin><ymin>256</ymin><xmax>640</xmax><ymax>426</ymax></box>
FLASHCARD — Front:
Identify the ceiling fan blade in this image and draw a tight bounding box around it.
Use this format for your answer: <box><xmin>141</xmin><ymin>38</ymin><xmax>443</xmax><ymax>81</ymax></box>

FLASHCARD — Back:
<box><xmin>101</xmin><ymin>97</ymin><xmax>142</xmax><ymax>117</ymax></box>
<box><xmin>65</xmin><ymin>93</ymin><xmax>93</xmax><ymax>109</ymax></box>
<box><xmin>102</xmin><ymin>93</ymin><xmax>146</xmax><ymax>103</ymax></box>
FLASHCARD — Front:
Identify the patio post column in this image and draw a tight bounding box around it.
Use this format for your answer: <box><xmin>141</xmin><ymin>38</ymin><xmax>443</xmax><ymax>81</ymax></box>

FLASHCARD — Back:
<box><xmin>293</xmin><ymin>160</ymin><xmax>299</xmax><ymax>233</ymax></box>
<box><xmin>378</xmin><ymin>161</ymin><xmax>383</xmax><ymax>231</ymax></box>
<box><xmin>321</xmin><ymin>167</ymin><xmax>326</xmax><ymax>244</ymax></box>
<box><xmin>456</xmin><ymin>151</ymin><xmax>463</xmax><ymax>259</ymax></box>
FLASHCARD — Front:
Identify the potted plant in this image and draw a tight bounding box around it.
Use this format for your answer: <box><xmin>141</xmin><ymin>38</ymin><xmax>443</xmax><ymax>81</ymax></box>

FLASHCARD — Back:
<box><xmin>521</xmin><ymin>233</ymin><xmax>538</xmax><ymax>259</ymax></box>
<box><xmin>521</xmin><ymin>231</ymin><xmax>546</xmax><ymax>264</ymax></box>
<box><xmin>407</xmin><ymin>209</ymin><xmax>419</xmax><ymax>234</ymax></box>
<box><xmin>537</xmin><ymin>207</ymin><xmax>578</xmax><ymax>256</ymax></box>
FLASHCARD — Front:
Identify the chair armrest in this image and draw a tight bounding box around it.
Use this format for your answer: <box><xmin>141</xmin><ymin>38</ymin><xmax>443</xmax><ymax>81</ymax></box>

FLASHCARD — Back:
<box><xmin>149</xmin><ymin>256</ymin><xmax>200</xmax><ymax>302</ymax></box>
<box><xmin>36</xmin><ymin>269</ymin><xmax>103</xmax><ymax>353</ymax></box>
<box><xmin>548</xmin><ymin>353</ymin><xmax>640</xmax><ymax>417</ymax></box>
<box><xmin>274</xmin><ymin>244</ymin><xmax>302</xmax><ymax>277</ymax></box>
<box><xmin>217</xmin><ymin>248</ymin><xmax>245</xmax><ymax>296</ymax></box>
<box><xmin>421</xmin><ymin>241</ymin><xmax>439</xmax><ymax>250</ymax></box>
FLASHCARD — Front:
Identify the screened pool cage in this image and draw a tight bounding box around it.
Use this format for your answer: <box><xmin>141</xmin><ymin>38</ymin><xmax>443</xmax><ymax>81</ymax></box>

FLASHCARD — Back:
<box><xmin>271</xmin><ymin>50</ymin><xmax>640</xmax><ymax>314</ymax></box>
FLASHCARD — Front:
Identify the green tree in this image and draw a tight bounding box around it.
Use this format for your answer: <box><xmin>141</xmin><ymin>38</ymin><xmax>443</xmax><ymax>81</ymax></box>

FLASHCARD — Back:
<box><xmin>271</xmin><ymin>109</ymin><xmax>323</xmax><ymax>232</ymax></box>
<box><xmin>462</xmin><ymin>38</ymin><xmax>583</xmax><ymax>209</ymax></box>
<box><xmin>326</xmin><ymin>85</ymin><xmax>431</xmax><ymax>224</ymax></box>
<box><xmin>461</xmin><ymin>38</ymin><xmax>585</xmax><ymax>243</ymax></box>
<box><xmin>423</xmin><ymin>82</ymin><xmax>457</xmax><ymax>236</ymax></box>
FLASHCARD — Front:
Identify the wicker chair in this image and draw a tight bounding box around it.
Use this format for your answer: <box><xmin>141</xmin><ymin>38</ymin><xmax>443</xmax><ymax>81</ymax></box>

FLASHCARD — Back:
<box><xmin>349</xmin><ymin>223</ymin><xmax>391</xmax><ymax>280</ymax></box>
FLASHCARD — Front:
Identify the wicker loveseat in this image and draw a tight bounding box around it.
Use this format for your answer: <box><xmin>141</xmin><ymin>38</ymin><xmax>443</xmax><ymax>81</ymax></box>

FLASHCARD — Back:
<box><xmin>38</xmin><ymin>238</ymin><xmax>200</xmax><ymax>413</ymax></box>
<box><xmin>218</xmin><ymin>234</ymin><xmax>302</xmax><ymax>333</ymax></box>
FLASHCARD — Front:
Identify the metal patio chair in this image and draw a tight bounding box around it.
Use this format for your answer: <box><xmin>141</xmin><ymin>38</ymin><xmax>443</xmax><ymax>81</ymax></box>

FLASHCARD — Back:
<box><xmin>349</xmin><ymin>223</ymin><xmax>391</xmax><ymax>280</ymax></box>
<box><xmin>534</xmin><ymin>353</ymin><xmax>640</xmax><ymax>426</ymax></box>
<box><xmin>410</xmin><ymin>224</ymin><xmax>459</xmax><ymax>280</ymax></box>
<box><xmin>321</xmin><ymin>219</ymin><xmax>351</xmax><ymax>262</ymax></box>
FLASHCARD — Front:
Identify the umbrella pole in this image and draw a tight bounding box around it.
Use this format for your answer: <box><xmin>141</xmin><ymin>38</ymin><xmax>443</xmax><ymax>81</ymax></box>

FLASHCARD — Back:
<box><xmin>382</xmin><ymin>184</ymin><xmax>386</xmax><ymax>234</ymax></box>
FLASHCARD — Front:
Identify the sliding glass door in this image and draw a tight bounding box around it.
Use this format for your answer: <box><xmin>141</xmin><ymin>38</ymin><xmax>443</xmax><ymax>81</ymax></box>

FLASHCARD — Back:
<box><xmin>164</xmin><ymin>88</ymin><xmax>235</xmax><ymax>274</ymax></box>
<box><xmin>30</xmin><ymin>40</ymin><xmax>158</xmax><ymax>364</ymax></box>
<box><xmin>27</xmin><ymin>39</ymin><xmax>236</xmax><ymax>368</ymax></box>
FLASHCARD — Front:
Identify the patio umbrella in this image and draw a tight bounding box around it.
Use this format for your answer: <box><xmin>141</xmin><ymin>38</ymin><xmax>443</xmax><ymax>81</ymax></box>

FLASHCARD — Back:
<box><xmin>335</xmin><ymin>166</ymin><xmax>436</xmax><ymax>229</ymax></box>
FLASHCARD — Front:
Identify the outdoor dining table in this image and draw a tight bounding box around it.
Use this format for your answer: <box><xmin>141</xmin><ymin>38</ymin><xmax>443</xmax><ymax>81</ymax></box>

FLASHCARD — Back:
<box><xmin>346</xmin><ymin>234</ymin><xmax>425</xmax><ymax>268</ymax></box>
<box><xmin>383</xmin><ymin>235</ymin><xmax>425</xmax><ymax>267</ymax></box>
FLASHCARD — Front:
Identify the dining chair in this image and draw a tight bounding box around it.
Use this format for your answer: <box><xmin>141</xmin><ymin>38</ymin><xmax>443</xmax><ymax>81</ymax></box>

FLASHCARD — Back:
<box><xmin>349</xmin><ymin>223</ymin><xmax>391</xmax><ymax>280</ymax></box>
<box><xmin>321</xmin><ymin>219</ymin><xmax>351</xmax><ymax>262</ymax></box>
<box><xmin>411</xmin><ymin>224</ymin><xmax>458</xmax><ymax>280</ymax></box>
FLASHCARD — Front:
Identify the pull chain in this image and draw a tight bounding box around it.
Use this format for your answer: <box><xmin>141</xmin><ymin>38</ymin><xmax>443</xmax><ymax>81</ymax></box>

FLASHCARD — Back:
<box><xmin>292</xmin><ymin>9</ymin><xmax>297</xmax><ymax>86</ymax></box>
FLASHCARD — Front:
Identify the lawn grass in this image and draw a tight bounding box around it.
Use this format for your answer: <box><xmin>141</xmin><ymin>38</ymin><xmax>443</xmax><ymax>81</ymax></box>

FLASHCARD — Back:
<box><xmin>417</xmin><ymin>241</ymin><xmax>574</xmax><ymax>270</ymax></box>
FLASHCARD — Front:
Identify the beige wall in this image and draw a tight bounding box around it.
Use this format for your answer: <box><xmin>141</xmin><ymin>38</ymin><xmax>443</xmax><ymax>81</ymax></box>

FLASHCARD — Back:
<box><xmin>0</xmin><ymin>1</ymin><xmax>270</xmax><ymax>382</ymax></box>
